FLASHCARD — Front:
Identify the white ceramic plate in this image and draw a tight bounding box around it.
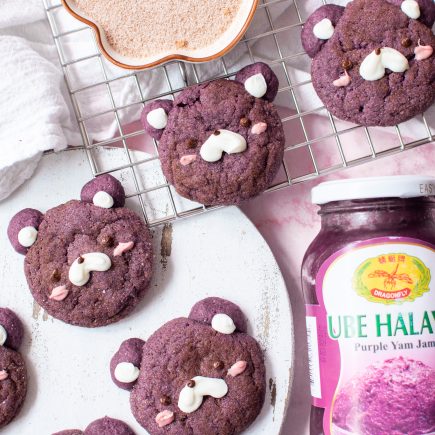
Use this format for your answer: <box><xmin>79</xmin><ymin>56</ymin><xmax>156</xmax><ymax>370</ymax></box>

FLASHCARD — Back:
<box><xmin>61</xmin><ymin>0</ymin><xmax>258</xmax><ymax>69</ymax></box>
<box><xmin>0</xmin><ymin>149</ymin><xmax>293</xmax><ymax>434</ymax></box>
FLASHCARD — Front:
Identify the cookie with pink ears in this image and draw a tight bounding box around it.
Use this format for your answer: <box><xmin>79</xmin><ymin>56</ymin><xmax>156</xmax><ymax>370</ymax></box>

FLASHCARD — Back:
<box><xmin>0</xmin><ymin>308</ymin><xmax>27</xmax><ymax>429</ymax></box>
<box><xmin>141</xmin><ymin>62</ymin><xmax>285</xmax><ymax>206</ymax></box>
<box><xmin>52</xmin><ymin>416</ymin><xmax>135</xmax><ymax>435</ymax></box>
<box><xmin>110</xmin><ymin>297</ymin><xmax>266</xmax><ymax>435</ymax></box>
<box><xmin>7</xmin><ymin>174</ymin><xmax>153</xmax><ymax>328</ymax></box>
<box><xmin>301</xmin><ymin>0</ymin><xmax>435</xmax><ymax>126</ymax></box>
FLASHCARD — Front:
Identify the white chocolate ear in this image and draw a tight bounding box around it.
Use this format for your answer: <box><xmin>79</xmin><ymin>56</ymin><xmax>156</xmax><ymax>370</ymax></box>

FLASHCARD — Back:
<box><xmin>147</xmin><ymin>108</ymin><xmax>168</xmax><ymax>130</ymax></box>
<box><xmin>18</xmin><ymin>226</ymin><xmax>38</xmax><ymax>248</ymax></box>
<box><xmin>211</xmin><ymin>313</ymin><xmax>236</xmax><ymax>334</ymax></box>
<box><xmin>313</xmin><ymin>18</ymin><xmax>334</xmax><ymax>40</ymax></box>
<box><xmin>244</xmin><ymin>73</ymin><xmax>268</xmax><ymax>98</ymax></box>
<box><xmin>93</xmin><ymin>191</ymin><xmax>114</xmax><ymax>209</ymax></box>
<box><xmin>401</xmin><ymin>0</ymin><xmax>421</xmax><ymax>19</ymax></box>
<box><xmin>114</xmin><ymin>362</ymin><xmax>140</xmax><ymax>383</ymax></box>
<box><xmin>0</xmin><ymin>325</ymin><xmax>7</xmax><ymax>346</ymax></box>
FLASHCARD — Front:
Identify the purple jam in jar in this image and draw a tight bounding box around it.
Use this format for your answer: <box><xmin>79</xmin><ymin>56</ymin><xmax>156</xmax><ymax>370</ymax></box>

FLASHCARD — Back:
<box><xmin>302</xmin><ymin>176</ymin><xmax>435</xmax><ymax>435</ymax></box>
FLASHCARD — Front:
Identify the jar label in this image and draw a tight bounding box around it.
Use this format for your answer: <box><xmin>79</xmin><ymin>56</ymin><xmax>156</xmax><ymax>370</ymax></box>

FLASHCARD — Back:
<box><xmin>306</xmin><ymin>237</ymin><xmax>435</xmax><ymax>435</ymax></box>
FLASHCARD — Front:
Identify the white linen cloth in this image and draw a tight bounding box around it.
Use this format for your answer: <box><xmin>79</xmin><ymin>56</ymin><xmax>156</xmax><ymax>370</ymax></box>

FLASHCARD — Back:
<box><xmin>0</xmin><ymin>0</ymin><xmax>80</xmax><ymax>200</ymax></box>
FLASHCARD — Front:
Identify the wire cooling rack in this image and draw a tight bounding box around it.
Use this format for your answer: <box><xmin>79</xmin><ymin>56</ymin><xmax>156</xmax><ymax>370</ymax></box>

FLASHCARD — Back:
<box><xmin>43</xmin><ymin>0</ymin><xmax>434</xmax><ymax>227</ymax></box>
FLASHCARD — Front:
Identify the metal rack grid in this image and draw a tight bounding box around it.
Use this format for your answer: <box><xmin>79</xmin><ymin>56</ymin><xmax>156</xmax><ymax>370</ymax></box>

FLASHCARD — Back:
<box><xmin>43</xmin><ymin>0</ymin><xmax>434</xmax><ymax>227</ymax></box>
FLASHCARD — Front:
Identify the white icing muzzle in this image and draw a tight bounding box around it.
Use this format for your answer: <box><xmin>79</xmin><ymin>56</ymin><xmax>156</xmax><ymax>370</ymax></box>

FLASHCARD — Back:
<box><xmin>211</xmin><ymin>313</ymin><xmax>236</xmax><ymax>334</ymax></box>
<box><xmin>147</xmin><ymin>108</ymin><xmax>168</xmax><ymax>129</ymax></box>
<box><xmin>178</xmin><ymin>376</ymin><xmax>228</xmax><ymax>413</ymax></box>
<box><xmin>68</xmin><ymin>253</ymin><xmax>111</xmax><ymax>286</ymax></box>
<box><xmin>401</xmin><ymin>0</ymin><xmax>420</xmax><ymax>19</ymax></box>
<box><xmin>18</xmin><ymin>226</ymin><xmax>38</xmax><ymax>247</ymax></box>
<box><xmin>313</xmin><ymin>18</ymin><xmax>334</xmax><ymax>40</ymax></box>
<box><xmin>93</xmin><ymin>191</ymin><xmax>114</xmax><ymax>209</ymax></box>
<box><xmin>360</xmin><ymin>48</ymin><xmax>409</xmax><ymax>81</ymax></box>
<box><xmin>200</xmin><ymin>130</ymin><xmax>247</xmax><ymax>163</ymax></box>
<box><xmin>244</xmin><ymin>73</ymin><xmax>267</xmax><ymax>98</ymax></box>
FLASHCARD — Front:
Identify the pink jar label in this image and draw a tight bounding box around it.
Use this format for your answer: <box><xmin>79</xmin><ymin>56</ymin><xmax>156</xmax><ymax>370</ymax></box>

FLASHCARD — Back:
<box><xmin>305</xmin><ymin>237</ymin><xmax>435</xmax><ymax>435</ymax></box>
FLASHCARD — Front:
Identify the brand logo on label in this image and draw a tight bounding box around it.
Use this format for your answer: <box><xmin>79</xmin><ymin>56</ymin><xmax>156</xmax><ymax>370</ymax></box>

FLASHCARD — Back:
<box><xmin>353</xmin><ymin>253</ymin><xmax>431</xmax><ymax>304</ymax></box>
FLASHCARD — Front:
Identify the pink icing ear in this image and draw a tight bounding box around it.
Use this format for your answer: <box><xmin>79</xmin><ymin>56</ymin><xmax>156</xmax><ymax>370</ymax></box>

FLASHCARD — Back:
<box><xmin>0</xmin><ymin>308</ymin><xmax>24</xmax><ymax>351</ymax></box>
<box><xmin>141</xmin><ymin>99</ymin><xmax>174</xmax><ymax>140</ymax></box>
<box><xmin>110</xmin><ymin>338</ymin><xmax>145</xmax><ymax>390</ymax></box>
<box><xmin>301</xmin><ymin>4</ymin><xmax>345</xmax><ymax>58</ymax></box>
<box><xmin>188</xmin><ymin>297</ymin><xmax>247</xmax><ymax>332</ymax></box>
<box><xmin>7</xmin><ymin>208</ymin><xmax>43</xmax><ymax>255</ymax></box>
<box><xmin>80</xmin><ymin>174</ymin><xmax>125</xmax><ymax>208</ymax></box>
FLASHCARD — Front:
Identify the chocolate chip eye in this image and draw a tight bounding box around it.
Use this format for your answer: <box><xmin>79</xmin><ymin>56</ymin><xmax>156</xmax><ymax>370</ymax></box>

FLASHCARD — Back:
<box><xmin>213</xmin><ymin>130</ymin><xmax>221</xmax><ymax>136</ymax></box>
<box><xmin>342</xmin><ymin>59</ymin><xmax>353</xmax><ymax>70</ymax></box>
<box><xmin>401</xmin><ymin>37</ymin><xmax>412</xmax><ymax>48</ymax></box>
<box><xmin>186</xmin><ymin>138</ymin><xmax>197</xmax><ymax>149</ymax></box>
<box><xmin>213</xmin><ymin>361</ymin><xmax>224</xmax><ymax>370</ymax></box>
<box><xmin>51</xmin><ymin>269</ymin><xmax>61</xmax><ymax>282</ymax></box>
<box><xmin>160</xmin><ymin>395</ymin><xmax>172</xmax><ymax>405</ymax></box>
<box><xmin>100</xmin><ymin>235</ymin><xmax>114</xmax><ymax>247</ymax></box>
<box><xmin>375</xmin><ymin>48</ymin><xmax>382</xmax><ymax>55</ymax></box>
<box><xmin>187</xmin><ymin>379</ymin><xmax>196</xmax><ymax>388</ymax></box>
<box><xmin>77</xmin><ymin>256</ymin><xmax>85</xmax><ymax>264</ymax></box>
<box><xmin>240</xmin><ymin>117</ymin><xmax>251</xmax><ymax>128</ymax></box>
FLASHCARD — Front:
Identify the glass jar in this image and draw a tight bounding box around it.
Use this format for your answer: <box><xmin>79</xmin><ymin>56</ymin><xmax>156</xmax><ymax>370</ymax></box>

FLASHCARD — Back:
<box><xmin>302</xmin><ymin>176</ymin><xmax>435</xmax><ymax>435</ymax></box>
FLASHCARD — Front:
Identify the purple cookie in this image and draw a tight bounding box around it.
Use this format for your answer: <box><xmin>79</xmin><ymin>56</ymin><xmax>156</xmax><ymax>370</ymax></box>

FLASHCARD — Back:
<box><xmin>53</xmin><ymin>431</ymin><xmax>83</xmax><ymax>435</ymax></box>
<box><xmin>142</xmin><ymin>62</ymin><xmax>285</xmax><ymax>206</ymax></box>
<box><xmin>110</xmin><ymin>298</ymin><xmax>266</xmax><ymax>435</ymax></box>
<box><xmin>302</xmin><ymin>0</ymin><xmax>435</xmax><ymax>126</ymax></box>
<box><xmin>53</xmin><ymin>416</ymin><xmax>135</xmax><ymax>435</ymax></box>
<box><xmin>0</xmin><ymin>308</ymin><xmax>27</xmax><ymax>428</ymax></box>
<box><xmin>8</xmin><ymin>175</ymin><xmax>154</xmax><ymax>328</ymax></box>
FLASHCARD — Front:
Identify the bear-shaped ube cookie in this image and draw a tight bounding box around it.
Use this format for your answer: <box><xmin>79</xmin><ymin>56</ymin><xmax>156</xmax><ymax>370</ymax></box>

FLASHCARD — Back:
<box><xmin>110</xmin><ymin>297</ymin><xmax>266</xmax><ymax>435</ymax></box>
<box><xmin>53</xmin><ymin>416</ymin><xmax>135</xmax><ymax>435</ymax></box>
<box><xmin>7</xmin><ymin>175</ymin><xmax>153</xmax><ymax>328</ymax></box>
<box><xmin>0</xmin><ymin>308</ymin><xmax>27</xmax><ymax>428</ymax></box>
<box><xmin>301</xmin><ymin>0</ymin><xmax>435</xmax><ymax>126</ymax></box>
<box><xmin>142</xmin><ymin>62</ymin><xmax>285</xmax><ymax>206</ymax></box>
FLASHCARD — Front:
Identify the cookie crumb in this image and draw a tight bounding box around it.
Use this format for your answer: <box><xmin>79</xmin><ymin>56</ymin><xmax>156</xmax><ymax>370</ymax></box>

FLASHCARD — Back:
<box><xmin>175</xmin><ymin>39</ymin><xmax>188</xmax><ymax>49</ymax></box>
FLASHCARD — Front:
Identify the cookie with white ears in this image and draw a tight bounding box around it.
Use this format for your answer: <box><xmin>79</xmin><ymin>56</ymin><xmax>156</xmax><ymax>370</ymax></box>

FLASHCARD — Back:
<box><xmin>7</xmin><ymin>174</ymin><xmax>153</xmax><ymax>328</ymax></box>
<box><xmin>110</xmin><ymin>297</ymin><xmax>266</xmax><ymax>435</ymax></box>
<box><xmin>141</xmin><ymin>62</ymin><xmax>285</xmax><ymax>206</ymax></box>
<box><xmin>301</xmin><ymin>0</ymin><xmax>435</xmax><ymax>126</ymax></box>
<box><xmin>52</xmin><ymin>416</ymin><xmax>135</xmax><ymax>435</ymax></box>
<box><xmin>0</xmin><ymin>308</ymin><xmax>27</xmax><ymax>428</ymax></box>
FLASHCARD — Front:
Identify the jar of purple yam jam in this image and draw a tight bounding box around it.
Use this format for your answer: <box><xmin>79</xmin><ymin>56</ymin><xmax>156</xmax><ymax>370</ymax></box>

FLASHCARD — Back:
<box><xmin>302</xmin><ymin>176</ymin><xmax>435</xmax><ymax>435</ymax></box>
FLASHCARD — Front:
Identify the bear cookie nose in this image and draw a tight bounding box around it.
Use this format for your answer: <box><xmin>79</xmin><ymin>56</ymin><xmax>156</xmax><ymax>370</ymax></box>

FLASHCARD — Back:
<box><xmin>360</xmin><ymin>47</ymin><xmax>409</xmax><ymax>81</ymax></box>
<box><xmin>68</xmin><ymin>252</ymin><xmax>112</xmax><ymax>286</ymax></box>
<box><xmin>200</xmin><ymin>130</ymin><xmax>247</xmax><ymax>163</ymax></box>
<box><xmin>178</xmin><ymin>376</ymin><xmax>229</xmax><ymax>413</ymax></box>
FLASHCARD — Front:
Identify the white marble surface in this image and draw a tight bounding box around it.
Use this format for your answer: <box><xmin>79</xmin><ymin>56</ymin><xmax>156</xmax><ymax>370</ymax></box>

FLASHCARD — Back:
<box><xmin>0</xmin><ymin>149</ymin><xmax>293</xmax><ymax>434</ymax></box>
